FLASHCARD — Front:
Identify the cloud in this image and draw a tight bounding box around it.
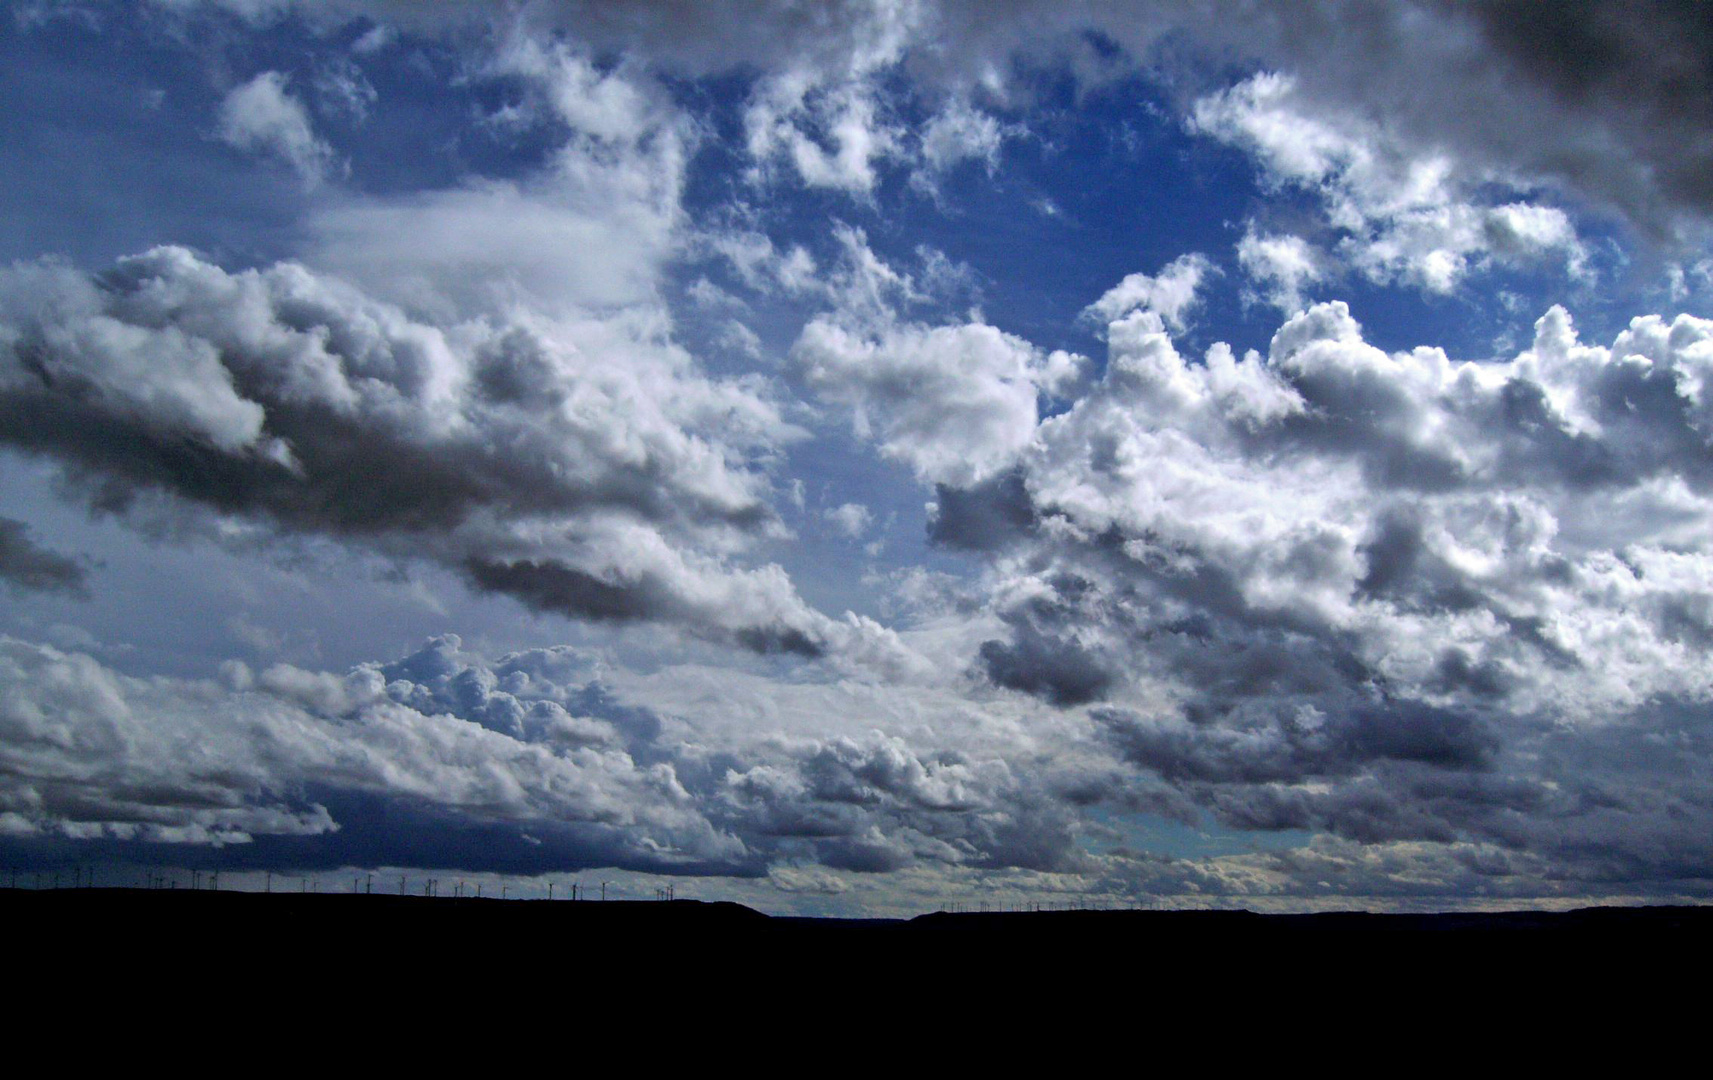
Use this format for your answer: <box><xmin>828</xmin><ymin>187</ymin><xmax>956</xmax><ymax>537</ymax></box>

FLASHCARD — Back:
<box><xmin>824</xmin><ymin>502</ymin><xmax>873</xmax><ymax>539</ymax></box>
<box><xmin>163</xmin><ymin>1</ymin><xmax>1713</xmax><ymax>241</ymax></box>
<box><xmin>747</xmin><ymin>77</ymin><xmax>901</xmax><ymax>195</ymax></box>
<box><xmin>312</xmin><ymin>56</ymin><xmax>376</xmax><ymax>121</ymax></box>
<box><xmin>16</xmin><ymin>0</ymin><xmax>1713</xmax><ymax>907</ymax></box>
<box><xmin>794</xmin><ymin>230</ymin><xmax>1083</xmax><ymax>486</ymax></box>
<box><xmin>721</xmin><ymin>730</ymin><xmax>1090</xmax><ymax>874</ymax></box>
<box><xmin>1237</xmin><ymin>229</ymin><xmax>1323</xmax><ymax>314</ymax></box>
<box><xmin>726</xmin><ymin>1</ymin><xmax>930</xmax><ymax>194</ymax></box>
<box><xmin>307</xmin><ymin>40</ymin><xmax>690</xmax><ymax>317</ymax></box>
<box><xmin>0</xmin><ymin>634</ymin><xmax>738</xmax><ymax>865</ymax></box>
<box><xmin>215</xmin><ymin>71</ymin><xmax>339</xmax><ymax>187</ymax></box>
<box><xmin>927</xmin><ymin>293</ymin><xmax>1713</xmax><ymax>883</ymax></box>
<box><xmin>918</xmin><ymin>96</ymin><xmax>1006</xmax><ymax>176</ymax></box>
<box><xmin>1090</xmin><ymin>830</ymin><xmax>1713</xmax><ymax>909</ymax></box>
<box><xmin>979</xmin><ymin>620</ymin><xmax>1113</xmax><ymax>708</ymax></box>
<box><xmin>0</xmin><ymin>246</ymin><xmax>841</xmax><ymax>654</ymax></box>
<box><xmin>0</xmin><ymin>518</ymin><xmax>87</xmax><ymax>597</ymax></box>
<box><xmin>0</xmin><ymin>633</ymin><xmax>1092</xmax><ymax>877</ymax></box>
<box><xmin>797</xmin><ymin>318</ymin><xmax>1082</xmax><ymax>486</ymax></box>
<box><xmin>1251</xmin><ymin>0</ymin><xmax>1713</xmax><ymax>240</ymax></box>
<box><xmin>1192</xmin><ymin>73</ymin><xmax>1587</xmax><ymax>293</ymax></box>
<box><xmin>1082</xmin><ymin>254</ymin><xmax>1215</xmax><ymax>333</ymax></box>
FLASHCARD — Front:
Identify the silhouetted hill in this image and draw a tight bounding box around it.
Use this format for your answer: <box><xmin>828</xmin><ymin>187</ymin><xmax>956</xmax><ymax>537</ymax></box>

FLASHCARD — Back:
<box><xmin>8</xmin><ymin>887</ymin><xmax>1707</xmax><ymax>1033</ymax></box>
<box><xmin>10</xmin><ymin>886</ymin><xmax>1708</xmax><ymax>962</ymax></box>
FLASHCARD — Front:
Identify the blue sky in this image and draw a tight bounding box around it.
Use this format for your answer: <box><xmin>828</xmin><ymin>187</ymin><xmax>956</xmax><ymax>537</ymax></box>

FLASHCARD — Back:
<box><xmin>4</xmin><ymin>1</ymin><xmax>1713</xmax><ymax>914</ymax></box>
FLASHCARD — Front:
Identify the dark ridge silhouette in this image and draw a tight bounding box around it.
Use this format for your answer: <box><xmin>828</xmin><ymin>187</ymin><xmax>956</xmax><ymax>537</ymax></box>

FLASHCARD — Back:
<box><xmin>5</xmin><ymin>887</ymin><xmax>1704</xmax><ymax>1036</ymax></box>
<box><xmin>8</xmin><ymin>886</ymin><xmax>1708</xmax><ymax>959</ymax></box>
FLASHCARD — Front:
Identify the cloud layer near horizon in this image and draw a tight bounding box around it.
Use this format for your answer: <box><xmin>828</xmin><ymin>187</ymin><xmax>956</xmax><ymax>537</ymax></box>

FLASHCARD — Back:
<box><xmin>10</xmin><ymin>282</ymin><xmax>1713</xmax><ymax>902</ymax></box>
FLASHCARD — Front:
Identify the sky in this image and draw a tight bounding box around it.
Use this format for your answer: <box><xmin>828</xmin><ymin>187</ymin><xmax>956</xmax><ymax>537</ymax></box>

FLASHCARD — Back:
<box><xmin>4</xmin><ymin>0</ymin><xmax>1713</xmax><ymax>915</ymax></box>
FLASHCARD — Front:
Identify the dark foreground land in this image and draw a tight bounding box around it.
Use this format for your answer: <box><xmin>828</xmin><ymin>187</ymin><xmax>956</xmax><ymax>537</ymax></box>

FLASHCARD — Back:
<box><xmin>6</xmin><ymin>887</ymin><xmax>1709</xmax><ymax>1045</ymax></box>
<box><xmin>7</xmin><ymin>886</ymin><xmax>1709</xmax><ymax>974</ymax></box>
<box><xmin>9</xmin><ymin>889</ymin><xmax>1703</xmax><ymax>1055</ymax></box>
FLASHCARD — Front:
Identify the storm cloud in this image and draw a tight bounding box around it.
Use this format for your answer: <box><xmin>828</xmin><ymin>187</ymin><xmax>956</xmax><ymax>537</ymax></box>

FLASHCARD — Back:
<box><xmin>0</xmin><ymin>518</ymin><xmax>86</xmax><ymax>597</ymax></box>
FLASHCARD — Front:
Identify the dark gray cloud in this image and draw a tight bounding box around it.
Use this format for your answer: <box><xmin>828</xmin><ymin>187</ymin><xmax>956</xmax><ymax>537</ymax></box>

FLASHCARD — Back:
<box><xmin>1098</xmin><ymin>699</ymin><xmax>1498</xmax><ymax>788</ymax></box>
<box><xmin>1450</xmin><ymin>0</ymin><xmax>1713</xmax><ymax>231</ymax></box>
<box><xmin>1152</xmin><ymin>1</ymin><xmax>1713</xmax><ymax>244</ymax></box>
<box><xmin>927</xmin><ymin>470</ymin><xmax>1037</xmax><ymax>552</ymax></box>
<box><xmin>0</xmin><ymin>247</ymin><xmax>837</xmax><ymax>653</ymax></box>
<box><xmin>0</xmin><ymin>517</ymin><xmax>86</xmax><ymax>597</ymax></box>
<box><xmin>462</xmin><ymin>559</ymin><xmax>825</xmax><ymax>657</ymax></box>
<box><xmin>978</xmin><ymin>614</ymin><xmax>1113</xmax><ymax>708</ymax></box>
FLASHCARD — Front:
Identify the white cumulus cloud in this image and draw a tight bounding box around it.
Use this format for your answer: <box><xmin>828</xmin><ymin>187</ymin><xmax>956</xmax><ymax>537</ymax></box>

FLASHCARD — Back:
<box><xmin>216</xmin><ymin>70</ymin><xmax>339</xmax><ymax>187</ymax></box>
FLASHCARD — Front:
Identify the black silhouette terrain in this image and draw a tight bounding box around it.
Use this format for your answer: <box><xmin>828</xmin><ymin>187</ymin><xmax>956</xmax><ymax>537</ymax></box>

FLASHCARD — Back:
<box><xmin>10</xmin><ymin>886</ymin><xmax>1707</xmax><ymax>990</ymax></box>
